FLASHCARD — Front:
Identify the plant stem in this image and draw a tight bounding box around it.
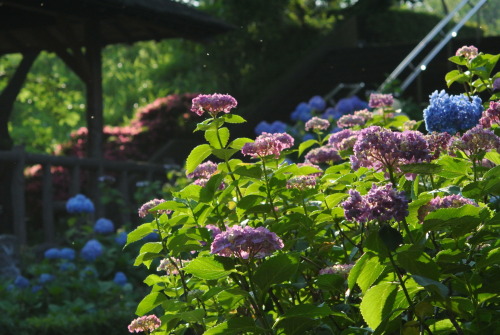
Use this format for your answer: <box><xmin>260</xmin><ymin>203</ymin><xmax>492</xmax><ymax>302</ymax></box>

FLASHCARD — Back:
<box><xmin>261</xmin><ymin>159</ymin><xmax>279</xmax><ymax>220</ymax></box>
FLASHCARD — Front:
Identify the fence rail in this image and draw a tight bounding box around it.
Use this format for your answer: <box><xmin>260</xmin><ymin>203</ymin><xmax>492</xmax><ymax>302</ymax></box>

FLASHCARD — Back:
<box><xmin>0</xmin><ymin>146</ymin><xmax>169</xmax><ymax>246</ymax></box>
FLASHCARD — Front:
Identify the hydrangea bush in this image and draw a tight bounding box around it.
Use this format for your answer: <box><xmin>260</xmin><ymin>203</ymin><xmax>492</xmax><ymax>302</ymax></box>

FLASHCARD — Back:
<box><xmin>127</xmin><ymin>47</ymin><xmax>500</xmax><ymax>334</ymax></box>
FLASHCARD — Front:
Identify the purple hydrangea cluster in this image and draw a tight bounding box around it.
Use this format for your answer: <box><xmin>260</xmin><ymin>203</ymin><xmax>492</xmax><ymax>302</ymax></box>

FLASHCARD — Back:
<box><xmin>449</xmin><ymin>125</ymin><xmax>500</xmax><ymax>157</ymax></box>
<box><xmin>286</xmin><ymin>175</ymin><xmax>317</xmax><ymax>190</ymax></box>
<box><xmin>351</xmin><ymin>126</ymin><xmax>431</xmax><ymax>174</ymax></box>
<box><xmin>211</xmin><ymin>225</ymin><xmax>284</xmax><ymax>259</ymax></box>
<box><xmin>494</xmin><ymin>79</ymin><xmax>500</xmax><ymax>92</ymax></box>
<box><xmin>418</xmin><ymin>195</ymin><xmax>478</xmax><ymax>221</ymax></box>
<box><xmin>319</xmin><ymin>264</ymin><xmax>354</xmax><ymax>276</ymax></box>
<box><xmin>80</xmin><ymin>239</ymin><xmax>103</xmax><ymax>262</ymax></box>
<box><xmin>455</xmin><ymin>45</ymin><xmax>478</xmax><ymax>59</ymax></box>
<box><xmin>337</xmin><ymin>114</ymin><xmax>366</xmax><ymax>128</ymax></box>
<box><xmin>242</xmin><ymin>132</ymin><xmax>294</xmax><ymax>159</ymax></box>
<box><xmin>479</xmin><ymin>101</ymin><xmax>500</xmax><ymax>128</ymax></box>
<box><xmin>323</xmin><ymin>96</ymin><xmax>368</xmax><ymax>120</ymax></box>
<box><xmin>425</xmin><ymin>132</ymin><xmax>452</xmax><ymax>159</ymax></box>
<box><xmin>255</xmin><ymin>120</ymin><xmax>287</xmax><ymax>135</ymax></box>
<box><xmin>328</xmin><ymin>129</ymin><xmax>358</xmax><ymax>152</ymax></box>
<box><xmin>305</xmin><ymin>146</ymin><xmax>341</xmax><ymax>165</ymax></box>
<box><xmin>368</xmin><ymin>93</ymin><xmax>394</xmax><ymax>109</ymax></box>
<box><xmin>342</xmin><ymin>183</ymin><xmax>408</xmax><ymax>223</ymax></box>
<box><xmin>187</xmin><ymin>160</ymin><xmax>218</xmax><ymax>179</ymax></box>
<box><xmin>138</xmin><ymin>199</ymin><xmax>170</xmax><ymax>218</ymax></box>
<box><xmin>128</xmin><ymin>315</ymin><xmax>162</xmax><ymax>334</ymax></box>
<box><xmin>66</xmin><ymin>194</ymin><xmax>94</xmax><ymax>214</ymax></box>
<box><xmin>423</xmin><ymin>90</ymin><xmax>483</xmax><ymax>134</ymax></box>
<box><xmin>305</xmin><ymin>117</ymin><xmax>330</xmax><ymax>131</ymax></box>
<box><xmin>191</xmin><ymin>93</ymin><xmax>237</xmax><ymax>117</ymax></box>
<box><xmin>93</xmin><ymin>218</ymin><xmax>114</xmax><ymax>234</ymax></box>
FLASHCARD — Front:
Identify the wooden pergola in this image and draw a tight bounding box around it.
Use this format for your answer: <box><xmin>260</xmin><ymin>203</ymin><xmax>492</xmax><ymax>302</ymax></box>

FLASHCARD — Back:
<box><xmin>0</xmin><ymin>0</ymin><xmax>232</xmax><ymax>156</ymax></box>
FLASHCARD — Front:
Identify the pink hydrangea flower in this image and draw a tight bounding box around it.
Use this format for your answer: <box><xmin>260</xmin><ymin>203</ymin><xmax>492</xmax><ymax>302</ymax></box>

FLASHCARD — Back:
<box><xmin>241</xmin><ymin>132</ymin><xmax>294</xmax><ymax>158</ymax></box>
<box><xmin>337</xmin><ymin>114</ymin><xmax>366</xmax><ymax>128</ymax></box>
<box><xmin>328</xmin><ymin>129</ymin><xmax>358</xmax><ymax>152</ymax></box>
<box><xmin>286</xmin><ymin>175</ymin><xmax>317</xmax><ymax>190</ymax></box>
<box><xmin>305</xmin><ymin>117</ymin><xmax>330</xmax><ymax>131</ymax></box>
<box><xmin>187</xmin><ymin>160</ymin><xmax>218</xmax><ymax>179</ymax></box>
<box><xmin>368</xmin><ymin>93</ymin><xmax>394</xmax><ymax>108</ymax></box>
<box><xmin>157</xmin><ymin>257</ymin><xmax>185</xmax><ymax>275</ymax></box>
<box><xmin>211</xmin><ymin>225</ymin><xmax>284</xmax><ymax>259</ymax></box>
<box><xmin>479</xmin><ymin>100</ymin><xmax>500</xmax><ymax>128</ymax></box>
<box><xmin>449</xmin><ymin>125</ymin><xmax>500</xmax><ymax>158</ymax></box>
<box><xmin>138</xmin><ymin>199</ymin><xmax>171</xmax><ymax>218</ymax></box>
<box><xmin>455</xmin><ymin>45</ymin><xmax>478</xmax><ymax>59</ymax></box>
<box><xmin>191</xmin><ymin>93</ymin><xmax>237</xmax><ymax>117</ymax></box>
<box><xmin>304</xmin><ymin>145</ymin><xmax>341</xmax><ymax>165</ymax></box>
<box><xmin>128</xmin><ymin>315</ymin><xmax>161</xmax><ymax>333</ymax></box>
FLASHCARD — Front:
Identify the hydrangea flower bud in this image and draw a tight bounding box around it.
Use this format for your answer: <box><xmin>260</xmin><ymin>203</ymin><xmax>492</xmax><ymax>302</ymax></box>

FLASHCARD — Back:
<box><xmin>337</xmin><ymin>114</ymin><xmax>366</xmax><ymax>128</ymax></box>
<box><xmin>319</xmin><ymin>264</ymin><xmax>354</xmax><ymax>276</ymax></box>
<box><xmin>286</xmin><ymin>175</ymin><xmax>317</xmax><ymax>190</ymax></box>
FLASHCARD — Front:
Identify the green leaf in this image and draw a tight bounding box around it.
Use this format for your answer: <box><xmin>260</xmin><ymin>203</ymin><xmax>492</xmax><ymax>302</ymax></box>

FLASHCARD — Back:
<box><xmin>485</xmin><ymin>151</ymin><xmax>500</xmax><ymax>165</ymax></box>
<box><xmin>412</xmin><ymin>275</ymin><xmax>449</xmax><ymax>298</ymax></box>
<box><xmin>448</xmin><ymin>55</ymin><xmax>468</xmax><ymax>66</ymax></box>
<box><xmin>126</xmin><ymin>222</ymin><xmax>154</xmax><ymax>246</ymax></box>
<box><xmin>136</xmin><ymin>291</ymin><xmax>168</xmax><ymax>316</ymax></box>
<box><xmin>325</xmin><ymin>193</ymin><xmax>348</xmax><ymax>208</ymax></box>
<box><xmin>134</xmin><ymin>242</ymin><xmax>164</xmax><ymax>267</ymax></box>
<box><xmin>205</xmin><ymin>127</ymin><xmax>230</xmax><ymax>149</ymax></box>
<box><xmin>229</xmin><ymin>137</ymin><xmax>253</xmax><ymax>150</ymax></box>
<box><xmin>274</xmin><ymin>317</ymin><xmax>318</xmax><ymax>335</ymax></box>
<box><xmin>348</xmin><ymin>252</ymin><xmax>386</xmax><ymax>292</ymax></box>
<box><xmin>233</xmin><ymin>164</ymin><xmax>262</xmax><ymax>179</ymax></box>
<box><xmin>186</xmin><ymin>144</ymin><xmax>212</xmax><ymax>174</ymax></box>
<box><xmin>434</xmin><ymin>155</ymin><xmax>471</xmax><ymax>178</ymax></box>
<box><xmin>360</xmin><ymin>282</ymin><xmax>398</xmax><ymax>330</ymax></box>
<box><xmin>211</xmin><ymin>148</ymin><xmax>239</xmax><ymax>160</ymax></box>
<box><xmin>400</xmin><ymin>163</ymin><xmax>442</xmax><ymax>175</ymax></box>
<box><xmin>280</xmin><ymin>304</ymin><xmax>332</xmax><ymax>319</ymax></box>
<box><xmin>200</xmin><ymin>174</ymin><xmax>225</xmax><ymax>203</ymax></box>
<box><xmin>477</xmin><ymin>247</ymin><xmax>500</xmax><ymax>270</ymax></box>
<box><xmin>254</xmin><ymin>253</ymin><xmax>300</xmax><ymax>293</ymax></box>
<box><xmin>222</xmin><ymin>114</ymin><xmax>246</xmax><ymax>124</ymax></box>
<box><xmin>204</xmin><ymin>317</ymin><xmax>263</xmax><ymax>335</ymax></box>
<box><xmin>378</xmin><ymin>225</ymin><xmax>403</xmax><ymax>252</ymax></box>
<box><xmin>298</xmin><ymin>139</ymin><xmax>317</xmax><ymax>157</ymax></box>
<box><xmin>396</xmin><ymin>246</ymin><xmax>440</xmax><ymax>281</ymax></box>
<box><xmin>445</xmin><ymin>69</ymin><xmax>468</xmax><ymax>87</ymax></box>
<box><xmin>183</xmin><ymin>255</ymin><xmax>234</xmax><ymax>280</ymax></box>
<box><xmin>422</xmin><ymin>205</ymin><xmax>482</xmax><ymax>237</ymax></box>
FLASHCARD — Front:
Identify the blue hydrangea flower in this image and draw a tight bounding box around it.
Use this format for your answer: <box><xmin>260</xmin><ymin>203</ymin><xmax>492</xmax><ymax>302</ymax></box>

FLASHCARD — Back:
<box><xmin>80</xmin><ymin>265</ymin><xmax>98</xmax><ymax>279</ymax></box>
<box><xmin>66</xmin><ymin>194</ymin><xmax>95</xmax><ymax>214</ymax></box>
<box><xmin>13</xmin><ymin>275</ymin><xmax>30</xmax><ymax>289</ymax></box>
<box><xmin>39</xmin><ymin>273</ymin><xmax>55</xmax><ymax>284</ymax></box>
<box><xmin>423</xmin><ymin>90</ymin><xmax>482</xmax><ymax>134</ymax></box>
<box><xmin>143</xmin><ymin>232</ymin><xmax>160</xmax><ymax>242</ymax></box>
<box><xmin>115</xmin><ymin>231</ymin><xmax>128</xmax><ymax>246</ymax></box>
<box><xmin>254</xmin><ymin>121</ymin><xmax>288</xmax><ymax>135</ymax></box>
<box><xmin>44</xmin><ymin>248</ymin><xmax>61</xmax><ymax>259</ymax></box>
<box><xmin>31</xmin><ymin>285</ymin><xmax>42</xmax><ymax>293</ymax></box>
<box><xmin>93</xmin><ymin>218</ymin><xmax>115</xmax><ymax>234</ymax></box>
<box><xmin>324</xmin><ymin>96</ymin><xmax>369</xmax><ymax>120</ymax></box>
<box><xmin>302</xmin><ymin>133</ymin><xmax>315</xmax><ymax>141</ymax></box>
<box><xmin>291</xmin><ymin>102</ymin><xmax>313</xmax><ymax>122</ymax></box>
<box><xmin>80</xmin><ymin>239</ymin><xmax>103</xmax><ymax>262</ymax></box>
<box><xmin>309</xmin><ymin>95</ymin><xmax>326</xmax><ymax>111</ymax></box>
<box><xmin>59</xmin><ymin>261</ymin><xmax>76</xmax><ymax>272</ymax></box>
<box><xmin>59</xmin><ymin>248</ymin><xmax>76</xmax><ymax>261</ymax></box>
<box><xmin>113</xmin><ymin>272</ymin><xmax>128</xmax><ymax>286</ymax></box>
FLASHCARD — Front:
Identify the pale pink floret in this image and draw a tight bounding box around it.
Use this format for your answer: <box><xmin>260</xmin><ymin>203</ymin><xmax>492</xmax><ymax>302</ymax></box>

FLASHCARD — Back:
<box><xmin>128</xmin><ymin>315</ymin><xmax>161</xmax><ymax>333</ymax></box>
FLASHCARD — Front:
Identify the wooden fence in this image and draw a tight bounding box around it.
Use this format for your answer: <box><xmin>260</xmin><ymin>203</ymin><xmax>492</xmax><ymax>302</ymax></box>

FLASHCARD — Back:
<box><xmin>0</xmin><ymin>146</ymin><xmax>170</xmax><ymax>246</ymax></box>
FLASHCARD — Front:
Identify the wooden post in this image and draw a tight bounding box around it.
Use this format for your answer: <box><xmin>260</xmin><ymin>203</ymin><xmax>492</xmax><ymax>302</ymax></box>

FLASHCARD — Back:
<box><xmin>85</xmin><ymin>19</ymin><xmax>104</xmax><ymax>218</ymax></box>
<box><xmin>11</xmin><ymin>146</ymin><xmax>26</xmax><ymax>245</ymax></box>
<box><xmin>70</xmin><ymin>164</ymin><xmax>81</xmax><ymax>196</ymax></box>
<box><xmin>42</xmin><ymin>163</ymin><xmax>54</xmax><ymax>244</ymax></box>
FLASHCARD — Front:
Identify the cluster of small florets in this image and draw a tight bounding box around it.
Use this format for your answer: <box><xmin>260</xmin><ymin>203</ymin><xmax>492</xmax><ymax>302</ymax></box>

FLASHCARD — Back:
<box><xmin>351</xmin><ymin>126</ymin><xmax>430</xmax><ymax>174</ymax></box>
<box><xmin>187</xmin><ymin>160</ymin><xmax>218</xmax><ymax>179</ymax></box>
<box><xmin>128</xmin><ymin>315</ymin><xmax>162</xmax><ymax>333</ymax></box>
<box><xmin>44</xmin><ymin>247</ymin><xmax>76</xmax><ymax>260</ymax></box>
<box><xmin>211</xmin><ymin>225</ymin><xmax>284</xmax><ymax>259</ymax></box>
<box><xmin>93</xmin><ymin>218</ymin><xmax>115</xmax><ymax>234</ymax></box>
<box><xmin>66</xmin><ymin>194</ymin><xmax>95</xmax><ymax>214</ymax></box>
<box><xmin>305</xmin><ymin>146</ymin><xmax>341</xmax><ymax>165</ymax></box>
<box><xmin>337</xmin><ymin>114</ymin><xmax>366</xmax><ymax>128</ymax></box>
<box><xmin>157</xmin><ymin>257</ymin><xmax>184</xmax><ymax>275</ymax></box>
<box><xmin>418</xmin><ymin>195</ymin><xmax>478</xmax><ymax>221</ymax></box>
<box><xmin>449</xmin><ymin>125</ymin><xmax>500</xmax><ymax>158</ymax></box>
<box><xmin>80</xmin><ymin>239</ymin><xmax>103</xmax><ymax>262</ymax></box>
<box><xmin>191</xmin><ymin>93</ymin><xmax>237</xmax><ymax>117</ymax></box>
<box><xmin>255</xmin><ymin>120</ymin><xmax>287</xmax><ymax>135</ymax></box>
<box><xmin>291</xmin><ymin>96</ymin><xmax>327</xmax><ymax>122</ymax></box>
<box><xmin>479</xmin><ymin>101</ymin><xmax>500</xmax><ymax>128</ymax></box>
<box><xmin>328</xmin><ymin>129</ymin><xmax>358</xmax><ymax>152</ymax></box>
<box><xmin>455</xmin><ymin>45</ymin><xmax>479</xmax><ymax>59</ymax></box>
<box><xmin>423</xmin><ymin>90</ymin><xmax>483</xmax><ymax>134</ymax></box>
<box><xmin>368</xmin><ymin>93</ymin><xmax>394</xmax><ymax>109</ymax></box>
<box><xmin>305</xmin><ymin>116</ymin><xmax>330</xmax><ymax>131</ymax></box>
<box><xmin>342</xmin><ymin>183</ymin><xmax>408</xmax><ymax>223</ymax></box>
<box><xmin>286</xmin><ymin>175</ymin><xmax>317</xmax><ymax>190</ymax></box>
<box><xmin>319</xmin><ymin>264</ymin><xmax>354</xmax><ymax>276</ymax></box>
<box><xmin>242</xmin><ymin>132</ymin><xmax>294</xmax><ymax>159</ymax></box>
<box><xmin>425</xmin><ymin>132</ymin><xmax>452</xmax><ymax>159</ymax></box>
<box><xmin>138</xmin><ymin>199</ymin><xmax>170</xmax><ymax>218</ymax></box>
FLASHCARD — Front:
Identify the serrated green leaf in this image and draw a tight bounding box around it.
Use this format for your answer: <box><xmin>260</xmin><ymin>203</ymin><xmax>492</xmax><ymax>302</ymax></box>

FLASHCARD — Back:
<box><xmin>298</xmin><ymin>139</ymin><xmax>317</xmax><ymax>157</ymax></box>
<box><xmin>254</xmin><ymin>253</ymin><xmax>300</xmax><ymax>293</ymax></box>
<box><xmin>233</xmin><ymin>164</ymin><xmax>262</xmax><ymax>179</ymax></box>
<box><xmin>222</xmin><ymin>114</ymin><xmax>246</xmax><ymax>124</ymax></box>
<box><xmin>136</xmin><ymin>291</ymin><xmax>168</xmax><ymax>316</ymax></box>
<box><xmin>205</xmin><ymin>127</ymin><xmax>230</xmax><ymax>149</ymax></box>
<box><xmin>229</xmin><ymin>137</ymin><xmax>253</xmax><ymax>150</ymax></box>
<box><xmin>360</xmin><ymin>282</ymin><xmax>398</xmax><ymax>330</ymax></box>
<box><xmin>126</xmin><ymin>222</ymin><xmax>154</xmax><ymax>246</ymax></box>
<box><xmin>186</xmin><ymin>144</ymin><xmax>212</xmax><ymax>174</ymax></box>
<box><xmin>422</xmin><ymin>205</ymin><xmax>482</xmax><ymax>237</ymax></box>
<box><xmin>477</xmin><ymin>247</ymin><xmax>500</xmax><ymax>270</ymax></box>
<box><xmin>412</xmin><ymin>275</ymin><xmax>449</xmax><ymax>298</ymax></box>
<box><xmin>348</xmin><ymin>252</ymin><xmax>386</xmax><ymax>292</ymax></box>
<box><xmin>445</xmin><ymin>69</ymin><xmax>467</xmax><ymax>87</ymax></box>
<box><xmin>204</xmin><ymin>317</ymin><xmax>263</xmax><ymax>335</ymax></box>
<box><xmin>211</xmin><ymin>148</ymin><xmax>239</xmax><ymax>160</ymax></box>
<box><xmin>183</xmin><ymin>255</ymin><xmax>234</xmax><ymax>280</ymax></box>
<box><xmin>396</xmin><ymin>246</ymin><xmax>440</xmax><ymax>280</ymax></box>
